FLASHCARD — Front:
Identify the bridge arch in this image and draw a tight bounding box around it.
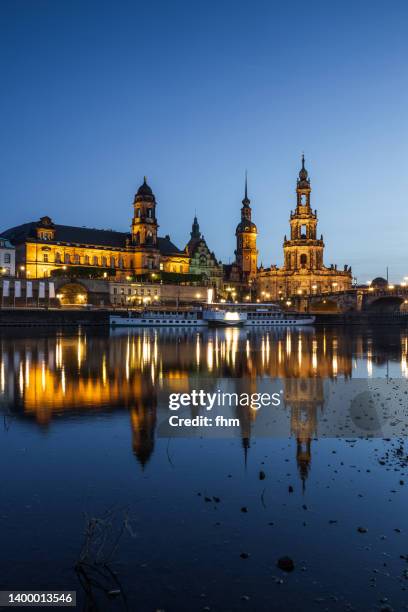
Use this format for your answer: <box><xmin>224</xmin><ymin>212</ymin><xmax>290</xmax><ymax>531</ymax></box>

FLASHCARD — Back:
<box><xmin>309</xmin><ymin>298</ymin><xmax>339</xmax><ymax>313</ymax></box>
<box><xmin>57</xmin><ymin>282</ymin><xmax>88</xmax><ymax>306</ymax></box>
<box><xmin>365</xmin><ymin>296</ymin><xmax>404</xmax><ymax>313</ymax></box>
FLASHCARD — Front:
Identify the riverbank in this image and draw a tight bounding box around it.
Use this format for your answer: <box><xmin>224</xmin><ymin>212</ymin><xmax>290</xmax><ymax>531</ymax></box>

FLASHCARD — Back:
<box><xmin>313</xmin><ymin>311</ymin><xmax>408</xmax><ymax>325</ymax></box>
<box><xmin>0</xmin><ymin>307</ymin><xmax>110</xmax><ymax>326</ymax></box>
<box><xmin>1</xmin><ymin>307</ymin><xmax>408</xmax><ymax>327</ymax></box>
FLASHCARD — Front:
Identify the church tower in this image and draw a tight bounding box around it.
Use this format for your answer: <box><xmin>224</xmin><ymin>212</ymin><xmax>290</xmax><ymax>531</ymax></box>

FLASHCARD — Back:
<box><xmin>131</xmin><ymin>177</ymin><xmax>158</xmax><ymax>247</ymax></box>
<box><xmin>130</xmin><ymin>177</ymin><xmax>160</xmax><ymax>273</ymax></box>
<box><xmin>283</xmin><ymin>155</ymin><xmax>324</xmax><ymax>272</ymax></box>
<box><xmin>235</xmin><ymin>175</ymin><xmax>258</xmax><ymax>280</ymax></box>
<box><xmin>190</xmin><ymin>215</ymin><xmax>201</xmax><ymax>241</ymax></box>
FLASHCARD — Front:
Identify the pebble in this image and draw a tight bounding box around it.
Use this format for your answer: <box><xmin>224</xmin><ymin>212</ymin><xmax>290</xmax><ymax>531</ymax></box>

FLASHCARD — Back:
<box><xmin>277</xmin><ymin>556</ymin><xmax>295</xmax><ymax>572</ymax></box>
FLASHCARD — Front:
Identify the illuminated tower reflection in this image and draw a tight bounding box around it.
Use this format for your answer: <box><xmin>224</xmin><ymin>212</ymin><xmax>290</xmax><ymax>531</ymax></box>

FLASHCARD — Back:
<box><xmin>0</xmin><ymin>327</ymin><xmax>406</xmax><ymax>481</ymax></box>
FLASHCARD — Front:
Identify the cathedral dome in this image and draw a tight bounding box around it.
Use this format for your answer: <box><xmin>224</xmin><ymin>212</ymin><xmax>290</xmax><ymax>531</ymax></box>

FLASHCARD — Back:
<box><xmin>371</xmin><ymin>277</ymin><xmax>388</xmax><ymax>288</ymax></box>
<box><xmin>135</xmin><ymin>177</ymin><xmax>154</xmax><ymax>199</ymax></box>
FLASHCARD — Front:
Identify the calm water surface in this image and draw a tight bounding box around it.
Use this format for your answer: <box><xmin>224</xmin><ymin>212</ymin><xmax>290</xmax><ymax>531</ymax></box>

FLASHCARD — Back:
<box><xmin>1</xmin><ymin>326</ymin><xmax>408</xmax><ymax>611</ymax></box>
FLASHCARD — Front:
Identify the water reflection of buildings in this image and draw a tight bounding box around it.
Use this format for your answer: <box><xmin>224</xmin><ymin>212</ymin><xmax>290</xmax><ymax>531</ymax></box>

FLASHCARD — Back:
<box><xmin>0</xmin><ymin>327</ymin><xmax>407</xmax><ymax>479</ymax></box>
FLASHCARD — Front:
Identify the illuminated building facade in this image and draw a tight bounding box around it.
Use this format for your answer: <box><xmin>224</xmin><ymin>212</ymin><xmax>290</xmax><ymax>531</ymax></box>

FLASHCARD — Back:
<box><xmin>0</xmin><ymin>238</ymin><xmax>15</xmax><ymax>277</ymax></box>
<box><xmin>185</xmin><ymin>216</ymin><xmax>223</xmax><ymax>290</ymax></box>
<box><xmin>1</xmin><ymin>179</ymin><xmax>190</xmax><ymax>280</ymax></box>
<box><xmin>257</xmin><ymin>156</ymin><xmax>352</xmax><ymax>300</ymax></box>
<box><xmin>2</xmin><ymin>162</ymin><xmax>352</xmax><ymax>301</ymax></box>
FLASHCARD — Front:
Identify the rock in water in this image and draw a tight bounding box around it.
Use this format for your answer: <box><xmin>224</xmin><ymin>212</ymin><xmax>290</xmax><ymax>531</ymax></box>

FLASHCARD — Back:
<box><xmin>277</xmin><ymin>556</ymin><xmax>295</xmax><ymax>572</ymax></box>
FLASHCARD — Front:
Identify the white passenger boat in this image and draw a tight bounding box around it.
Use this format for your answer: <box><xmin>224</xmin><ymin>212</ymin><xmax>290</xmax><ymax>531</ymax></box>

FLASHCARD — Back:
<box><xmin>110</xmin><ymin>309</ymin><xmax>206</xmax><ymax>327</ymax></box>
<box><xmin>204</xmin><ymin>303</ymin><xmax>315</xmax><ymax>327</ymax></box>
<box><xmin>110</xmin><ymin>303</ymin><xmax>314</xmax><ymax>328</ymax></box>
<box><xmin>245</xmin><ymin>306</ymin><xmax>315</xmax><ymax>326</ymax></box>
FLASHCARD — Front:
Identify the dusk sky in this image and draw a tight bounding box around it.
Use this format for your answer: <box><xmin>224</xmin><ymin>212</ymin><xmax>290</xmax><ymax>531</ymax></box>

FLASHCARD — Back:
<box><xmin>1</xmin><ymin>0</ymin><xmax>407</xmax><ymax>282</ymax></box>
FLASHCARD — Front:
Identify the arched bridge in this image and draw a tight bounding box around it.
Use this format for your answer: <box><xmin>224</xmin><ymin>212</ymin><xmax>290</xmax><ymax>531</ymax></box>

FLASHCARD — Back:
<box><xmin>292</xmin><ymin>287</ymin><xmax>408</xmax><ymax>314</ymax></box>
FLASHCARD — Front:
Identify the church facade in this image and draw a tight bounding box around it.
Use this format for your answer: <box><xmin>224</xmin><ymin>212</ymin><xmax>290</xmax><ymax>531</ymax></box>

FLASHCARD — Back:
<box><xmin>184</xmin><ymin>216</ymin><xmax>224</xmax><ymax>290</ymax></box>
<box><xmin>257</xmin><ymin>157</ymin><xmax>352</xmax><ymax>300</ymax></box>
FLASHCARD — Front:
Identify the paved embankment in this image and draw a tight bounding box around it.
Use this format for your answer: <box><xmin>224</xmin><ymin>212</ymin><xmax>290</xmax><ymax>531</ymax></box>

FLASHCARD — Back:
<box><xmin>0</xmin><ymin>308</ymin><xmax>110</xmax><ymax>326</ymax></box>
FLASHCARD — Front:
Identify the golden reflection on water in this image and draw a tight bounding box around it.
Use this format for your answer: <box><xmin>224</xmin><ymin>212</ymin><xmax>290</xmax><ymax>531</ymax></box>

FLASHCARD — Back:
<box><xmin>1</xmin><ymin>327</ymin><xmax>407</xmax><ymax>479</ymax></box>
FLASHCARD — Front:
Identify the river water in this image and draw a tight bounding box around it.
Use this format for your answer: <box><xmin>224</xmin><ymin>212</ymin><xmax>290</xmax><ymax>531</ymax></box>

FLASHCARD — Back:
<box><xmin>1</xmin><ymin>325</ymin><xmax>408</xmax><ymax>611</ymax></box>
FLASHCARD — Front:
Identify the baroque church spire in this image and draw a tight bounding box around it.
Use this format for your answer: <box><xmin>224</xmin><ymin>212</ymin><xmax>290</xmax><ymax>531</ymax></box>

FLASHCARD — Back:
<box><xmin>242</xmin><ymin>170</ymin><xmax>250</xmax><ymax>206</ymax></box>
<box><xmin>191</xmin><ymin>215</ymin><xmax>201</xmax><ymax>240</ymax></box>
<box><xmin>297</xmin><ymin>154</ymin><xmax>311</xmax><ymax>189</ymax></box>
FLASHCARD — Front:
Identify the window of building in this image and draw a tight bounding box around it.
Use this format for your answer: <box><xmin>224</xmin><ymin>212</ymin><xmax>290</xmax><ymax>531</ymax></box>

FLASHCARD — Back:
<box><xmin>74</xmin><ymin>254</ymin><xmax>80</xmax><ymax>264</ymax></box>
<box><xmin>4</xmin><ymin>254</ymin><xmax>10</xmax><ymax>263</ymax></box>
<box><xmin>64</xmin><ymin>253</ymin><xmax>70</xmax><ymax>264</ymax></box>
<box><xmin>147</xmin><ymin>208</ymin><xmax>152</xmax><ymax>218</ymax></box>
<box><xmin>102</xmin><ymin>256</ymin><xmax>107</xmax><ymax>267</ymax></box>
<box><xmin>43</xmin><ymin>254</ymin><xmax>48</xmax><ymax>262</ymax></box>
<box><xmin>137</xmin><ymin>208</ymin><xmax>141</xmax><ymax>218</ymax></box>
<box><xmin>300</xmin><ymin>254</ymin><xmax>307</xmax><ymax>266</ymax></box>
<box><xmin>110</xmin><ymin>256</ymin><xmax>115</xmax><ymax>268</ymax></box>
<box><xmin>84</xmin><ymin>255</ymin><xmax>90</xmax><ymax>264</ymax></box>
<box><xmin>55</xmin><ymin>252</ymin><xmax>61</xmax><ymax>263</ymax></box>
<box><xmin>93</xmin><ymin>256</ymin><xmax>98</xmax><ymax>265</ymax></box>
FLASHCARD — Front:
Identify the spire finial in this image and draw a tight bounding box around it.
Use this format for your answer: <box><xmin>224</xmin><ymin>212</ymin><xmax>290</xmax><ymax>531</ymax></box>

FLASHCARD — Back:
<box><xmin>242</xmin><ymin>170</ymin><xmax>250</xmax><ymax>206</ymax></box>
<box><xmin>143</xmin><ymin>175</ymin><xmax>147</xmax><ymax>184</ymax></box>
<box><xmin>298</xmin><ymin>153</ymin><xmax>309</xmax><ymax>185</ymax></box>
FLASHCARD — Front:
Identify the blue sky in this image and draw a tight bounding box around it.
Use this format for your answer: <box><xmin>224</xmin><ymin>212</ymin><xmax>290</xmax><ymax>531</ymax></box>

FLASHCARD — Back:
<box><xmin>1</xmin><ymin>0</ymin><xmax>407</xmax><ymax>282</ymax></box>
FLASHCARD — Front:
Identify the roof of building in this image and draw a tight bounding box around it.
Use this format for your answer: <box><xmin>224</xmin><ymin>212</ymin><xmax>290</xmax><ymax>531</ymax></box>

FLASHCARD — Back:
<box><xmin>0</xmin><ymin>237</ymin><xmax>14</xmax><ymax>249</ymax></box>
<box><xmin>371</xmin><ymin>277</ymin><xmax>388</xmax><ymax>288</ymax></box>
<box><xmin>1</xmin><ymin>222</ymin><xmax>184</xmax><ymax>255</ymax></box>
<box><xmin>135</xmin><ymin>177</ymin><xmax>155</xmax><ymax>200</ymax></box>
<box><xmin>157</xmin><ymin>236</ymin><xmax>184</xmax><ymax>256</ymax></box>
